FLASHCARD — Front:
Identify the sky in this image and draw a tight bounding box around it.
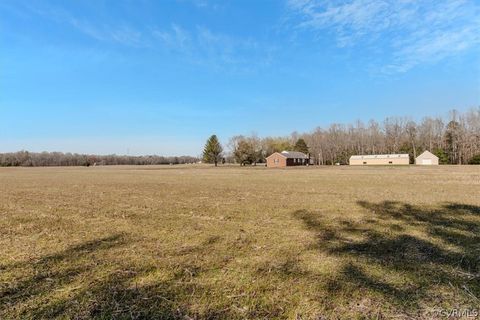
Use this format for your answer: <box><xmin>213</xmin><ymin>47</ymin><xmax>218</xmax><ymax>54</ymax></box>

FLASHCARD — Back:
<box><xmin>1</xmin><ymin>0</ymin><xmax>479</xmax><ymax>156</ymax></box>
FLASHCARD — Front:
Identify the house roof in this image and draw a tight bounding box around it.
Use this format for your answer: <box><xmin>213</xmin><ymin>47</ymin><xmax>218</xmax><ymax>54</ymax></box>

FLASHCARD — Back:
<box><xmin>416</xmin><ymin>150</ymin><xmax>438</xmax><ymax>159</ymax></box>
<box><xmin>349</xmin><ymin>154</ymin><xmax>409</xmax><ymax>160</ymax></box>
<box><xmin>280</xmin><ymin>151</ymin><xmax>309</xmax><ymax>159</ymax></box>
<box><xmin>266</xmin><ymin>151</ymin><xmax>309</xmax><ymax>159</ymax></box>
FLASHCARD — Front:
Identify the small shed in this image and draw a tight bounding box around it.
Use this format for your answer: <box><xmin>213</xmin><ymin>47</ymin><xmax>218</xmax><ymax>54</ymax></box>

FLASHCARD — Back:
<box><xmin>415</xmin><ymin>151</ymin><xmax>439</xmax><ymax>165</ymax></box>
<box><xmin>266</xmin><ymin>151</ymin><xmax>309</xmax><ymax>168</ymax></box>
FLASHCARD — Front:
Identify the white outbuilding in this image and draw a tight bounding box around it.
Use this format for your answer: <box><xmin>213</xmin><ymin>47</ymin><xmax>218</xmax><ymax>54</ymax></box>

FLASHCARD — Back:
<box><xmin>349</xmin><ymin>154</ymin><xmax>409</xmax><ymax>165</ymax></box>
<box><xmin>415</xmin><ymin>150</ymin><xmax>439</xmax><ymax>165</ymax></box>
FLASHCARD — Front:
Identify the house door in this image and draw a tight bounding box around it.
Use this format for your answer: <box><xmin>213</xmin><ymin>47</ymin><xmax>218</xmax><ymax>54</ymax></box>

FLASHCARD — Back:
<box><xmin>422</xmin><ymin>159</ymin><xmax>432</xmax><ymax>165</ymax></box>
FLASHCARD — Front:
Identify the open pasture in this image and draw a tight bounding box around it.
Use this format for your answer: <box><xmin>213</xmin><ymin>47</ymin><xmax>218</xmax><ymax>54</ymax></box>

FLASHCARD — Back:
<box><xmin>1</xmin><ymin>165</ymin><xmax>479</xmax><ymax>319</ymax></box>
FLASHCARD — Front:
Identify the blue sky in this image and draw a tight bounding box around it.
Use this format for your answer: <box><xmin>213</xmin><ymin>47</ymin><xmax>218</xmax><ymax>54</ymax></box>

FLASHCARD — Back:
<box><xmin>1</xmin><ymin>0</ymin><xmax>479</xmax><ymax>155</ymax></box>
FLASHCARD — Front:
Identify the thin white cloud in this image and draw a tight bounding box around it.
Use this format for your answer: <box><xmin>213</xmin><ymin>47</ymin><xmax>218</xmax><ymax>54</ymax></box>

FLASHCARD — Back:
<box><xmin>152</xmin><ymin>24</ymin><xmax>275</xmax><ymax>72</ymax></box>
<box><xmin>176</xmin><ymin>0</ymin><xmax>223</xmax><ymax>11</ymax></box>
<box><xmin>287</xmin><ymin>0</ymin><xmax>480</xmax><ymax>72</ymax></box>
<box><xmin>152</xmin><ymin>24</ymin><xmax>192</xmax><ymax>51</ymax></box>
<box><xmin>20</xmin><ymin>2</ymin><xmax>273</xmax><ymax>73</ymax></box>
<box><xmin>190</xmin><ymin>0</ymin><xmax>209</xmax><ymax>8</ymax></box>
<box><xmin>69</xmin><ymin>19</ymin><xmax>144</xmax><ymax>47</ymax></box>
<box><xmin>21</xmin><ymin>3</ymin><xmax>146</xmax><ymax>47</ymax></box>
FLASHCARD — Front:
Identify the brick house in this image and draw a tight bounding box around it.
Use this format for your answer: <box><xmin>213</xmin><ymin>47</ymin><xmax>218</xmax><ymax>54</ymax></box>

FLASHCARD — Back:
<box><xmin>266</xmin><ymin>151</ymin><xmax>309</xmax><ymax>168</ymax></box>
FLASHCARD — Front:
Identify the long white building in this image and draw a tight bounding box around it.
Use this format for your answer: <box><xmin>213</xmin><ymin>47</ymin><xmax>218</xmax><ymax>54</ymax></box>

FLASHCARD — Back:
<box><xmin>349</xmin><ymin>154</ymin><xmax>410</xmax><ymax>165</ymax></box>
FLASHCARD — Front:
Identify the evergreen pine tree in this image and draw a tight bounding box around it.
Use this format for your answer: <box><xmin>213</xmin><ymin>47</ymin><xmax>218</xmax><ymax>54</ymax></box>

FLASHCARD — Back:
<box><xmin>203</xmin><ymin>135</ymin><xmax>223</xmax><ymax>166</ymax></box>
<box><xmin>469</xmin><ymin>154</ymin><xmax>480</xmax><ymax>165</ymax></box>
<box><xmin>433</xmin><ymin>148</ymin><xmax>449</xmax><ymax>164</ymax></box>
<box><xmin>444</xmin><ymin>120</ymin><xmax>460</xmax><ymax>164</ymax></box>
<box><xmin>294</xmin><ymin>138</ymin><xmax>309</xmax><ymax>154</ymax></box>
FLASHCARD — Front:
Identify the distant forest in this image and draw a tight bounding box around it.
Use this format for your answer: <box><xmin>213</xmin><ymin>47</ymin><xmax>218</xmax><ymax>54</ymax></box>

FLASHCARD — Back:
<box><xmin>2</xmin><ymin>108</ymin><xmax>480</xmax><ymax>167</ymax></box>
<box><xmin>0</xmin><ymin>152</ymin><xmax>198</xmax><ymax>167</ymax></box>
<box><xmin>226</xmin><ymin>108</ymin><xmax>480</xmax><ymax>165</ymax></box>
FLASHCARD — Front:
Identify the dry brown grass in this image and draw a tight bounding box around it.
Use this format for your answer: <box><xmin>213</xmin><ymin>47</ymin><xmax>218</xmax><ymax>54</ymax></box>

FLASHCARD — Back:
<box><xmin>1</xmin><ymin>165</ymin><xmax>479</xmax><ymax>319</ymax></box>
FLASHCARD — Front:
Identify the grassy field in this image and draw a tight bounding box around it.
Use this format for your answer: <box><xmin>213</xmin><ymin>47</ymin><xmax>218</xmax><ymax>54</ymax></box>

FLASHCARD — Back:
<box><xmin>1</xmin><ymin>165</ymin><xmax>479</xmax><ymax>319</ymax></box>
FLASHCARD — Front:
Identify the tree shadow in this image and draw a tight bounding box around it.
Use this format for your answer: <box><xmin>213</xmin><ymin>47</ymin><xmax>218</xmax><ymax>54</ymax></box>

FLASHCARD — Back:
<box><xmin>1</xmin><ymin>234</ymin><xmax>128</xmax><ymax>311</ymax></box>
<box><xmin>0</xmin><ymin>234</ymin><xmax>240</xmax><ymax>319</ymax></box>
<box><xmin>291</xmin><ymin>201</ymin><xmax>480</xmax><ymax>316</ymax></box>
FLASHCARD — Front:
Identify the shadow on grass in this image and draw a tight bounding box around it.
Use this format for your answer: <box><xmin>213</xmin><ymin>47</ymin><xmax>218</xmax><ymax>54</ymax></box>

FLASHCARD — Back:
<box><xmin>0</xmin><ymin>234</ymin><xmax>239</xmax><ymax>319</ymax></box>
<box><xmin>291</xmin><ymin>201</ymin><xmax>480</xmax><ymax>314</ymax></box>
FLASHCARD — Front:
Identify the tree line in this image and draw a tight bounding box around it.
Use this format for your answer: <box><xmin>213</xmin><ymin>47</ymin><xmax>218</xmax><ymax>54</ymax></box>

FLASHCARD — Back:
<box><xmin>203</xmin><ymin>108</ymin><xmax>480</xmax><ymax>165</ymax></box>
<box><xmin>0</xmin><ymin>151</ymin><xmax>198</xmax><ymax>167</ymax></box>
<box><xmin>3</xmin><ymin>108</ymin><xmax>479</xmax><ymax>167</ymax></box>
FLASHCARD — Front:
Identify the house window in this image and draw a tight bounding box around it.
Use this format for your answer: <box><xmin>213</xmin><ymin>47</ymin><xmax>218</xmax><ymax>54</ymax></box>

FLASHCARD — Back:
<box><xmin>363</xmin><ymin>162</ymin><xmax>367</xmax><ymax>165</ymax></box>
<box><xmin>389</xmin><ymin>161</ymin><xmax>393</xmax><ymax>164</ymax></box>
<box><xmin>274</xmin><ymin>158</ymin><xmax>279</xmax><ymax>164</ymax></box>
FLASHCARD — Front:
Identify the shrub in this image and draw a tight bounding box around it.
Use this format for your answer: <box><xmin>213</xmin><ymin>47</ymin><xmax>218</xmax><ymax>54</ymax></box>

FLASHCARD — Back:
<box><xmin>469</xmin><ymin>154</ymin><xmax>480</xmax><ymax>165</ymax></box>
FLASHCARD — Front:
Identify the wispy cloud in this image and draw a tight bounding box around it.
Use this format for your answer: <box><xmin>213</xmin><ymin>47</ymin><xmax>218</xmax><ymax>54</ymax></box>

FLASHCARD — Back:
<box><xmin>287</xmin><ymin>0</ymin><xmax>480</xmax><ymax>72</ymax></box>
<box><xmin>176</xmin><ymin>0</ymin><xmax>224</xmax><ymax>11</ymax></box>
<box><xmin>152</xmin><ymin>24</ymin><xmax>191</xmax><ymax>51</ymax></box>
<box><xmin>20</xmin><ymin>2</ymin><xmax>273</xmax><ymax>73</ymax></box>
<box><xmin>152</xmin><ymin>24</ymin><xmax>276</xmax><ymax>72</ymax></box>
<box><xmin>69</xmin><ymin>19</ymin><xmax>144</xmax><ymax>47</ymax></box>
<box><xmin>21</xmin><ymin>3</ymin><xmax>146</xmax><ymax>47</ymax></box>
